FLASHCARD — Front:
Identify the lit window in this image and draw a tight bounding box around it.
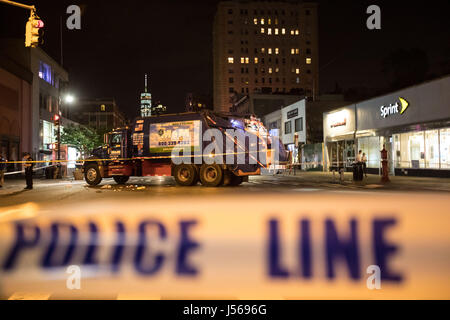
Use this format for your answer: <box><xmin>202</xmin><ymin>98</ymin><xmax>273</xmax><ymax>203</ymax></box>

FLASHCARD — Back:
<box><xmin>228</xmin><ymin>57</ymin><xmax>234</xmax><ymax>63</ymax></box>
<box><xmin>261</xmin><ymin>48</ymin><xmax>265</xmax><ymax>53</ymax></box>
<box><xmin>261</xmin><ymin>27</ymin><xmax>265</xmax><ymax>34</ymax></box>
<box><xmin>275</xmin><ymin>67</ymin><xmax>279</xmax><ymax>73</ymax></box>
<box><xmin>275</xmin><ymin>18</ymin><xmax>278</xmax><ymax>25</ymax></box>
<box><xmin>296</xmin><ymin>68</ymin><xmax>300</xmax><ymax>74</ymax></box>
<box><xmin>290</xmin><ymin>30</ymin><xmax>295</xmax><ymax>35</ymax></box>
<box><xmin>306</xmin><ymin>58</ymin><xmax>312</xmax><ymax>64</ymax></box>
<box><xmin>274</xmin><ymin>28</ymin><xmax>279</xmax><ymax>35</ymax></box>
<box><xmin>254</xmin><ymin>57</ymin><xmax>258</xmax><ymax>64</ymax></box>
<box><xmin>291</xmin><ymin>48</ymin><xmax>295</xmax><ymax>55</ymax></box>
<box><xmin>241</xmin><ymin>57</ymin><xmax>245</xmax><ymax>63</ymax></box>
<box><xmin>268</xmin><ymin>18</ymin><xmax>271</xmax><ymax>25</ymax></box>
<box><xmin>275</xmin><ymin>48</ymin><xmax>279</xmax><ymax>54</ymax></box>
<box><xmin>245</xmin><ymin>57</ymin><xmax>249</xmax><ymax>64</ymax></box>
<box><xmin>295</xmin><ymin>48</ymin><xmax>299</xmax><ymax>54</ymax></box>
<box><xmin>100</xmin><ymin>104</ymin><xmax>106</xmax><ymax>111</ymax></box>
<box><xmin>268</xmin><ymin>28</ymin><xmax>272</xmax><ymax>35</ymax></box>
<box><xmin>254</xmin><ymin>18</ymin><xmax>258</xmax><ymax>25</ymax></box>
<box><xmin>268</xmin><ymin>48</ymin><xmax>272</xmax><ymax>54</ymax></box>
<box><xmin>282</xmin><ymin>28</ymin><xmax>286</xmax><ymax>34</ymax></box>
<box><xmin>39</xmin><ymin>61</ymin><xmax>52</xmax><ymax>84</ymax></box>
<box><xmin>269</xmin><ymin>68</ymin><xmax>273</xmax><ymax>74</ymax></box>
<box><xmin>261</xmin><ymin>18</ymin><xmax>264</xmax><ymax>25</ymax></box>
<box><xmin>295</xmin><ymin>29</ymin><xmax>299</xmax><ymax>35</ymax></box>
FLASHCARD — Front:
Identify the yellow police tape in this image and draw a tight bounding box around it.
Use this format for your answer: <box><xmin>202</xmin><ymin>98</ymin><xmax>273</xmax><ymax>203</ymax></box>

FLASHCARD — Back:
<box><xmin>0</xmin><ymin>150</ymin><xmax>271</xmax><ymax>164</ymax></box>
<box><xmin>0</xmin><ymin>193</ymin><xmax>449</xmax><ymax>299</ymax></box>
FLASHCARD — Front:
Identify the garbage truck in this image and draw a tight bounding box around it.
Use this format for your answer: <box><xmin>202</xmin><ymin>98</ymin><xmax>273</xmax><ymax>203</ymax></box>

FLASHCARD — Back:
<box><xmin>83</xmin><ymin>111</ymin><xmax>288</xmax><ymax>187</ymax></box>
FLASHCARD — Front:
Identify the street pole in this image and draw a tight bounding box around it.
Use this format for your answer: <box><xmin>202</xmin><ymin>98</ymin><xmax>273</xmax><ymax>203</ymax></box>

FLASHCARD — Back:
<box><xmin>57</xmin><ymin>121</ymin><xmax>61</xmax><ymax>162</ymax></box>
<box><xmin>0</xmin><ymin>0</ymin><xmax>35</xmax><ymax>11</ymax></box>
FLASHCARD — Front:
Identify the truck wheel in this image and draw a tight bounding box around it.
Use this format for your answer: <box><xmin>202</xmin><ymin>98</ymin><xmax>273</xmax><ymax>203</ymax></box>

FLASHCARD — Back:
<box><xmin>84</xmin><ymin>164</ymin><xmax>102</xmax><ymax>186</ymax></box>
<box><xmin>200</xmin><ymin>164</ymin><xmax>223</xmax><ymax>187</ymax></box>
<box><xmin>174</xmin><ymin>164</ymin><xmax>198</xmax><ymax>186</ymax></box>
<box><xmin>229</xmin><ymin>174</ymin><xmax>244</xmax><ymax>186</ymax></box>
<box><xmin>113</xmin><ymin>176</ymin><xmax>129</xmax><ymax>185</ymax></box>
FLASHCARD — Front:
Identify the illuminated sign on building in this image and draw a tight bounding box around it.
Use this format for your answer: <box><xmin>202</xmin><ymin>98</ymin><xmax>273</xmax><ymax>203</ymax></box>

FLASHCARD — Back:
<box><xmin>330</xmin><ymin>118</ymin><xmax>347</xmax><ymax>128</ymax></box>
<box><xmin>380</xmin><ymin>97</ymin><xmax>409</xmax><ymax>118</ymax></box>
<box><xmin>327</xmin><ymin>109</ymin><xmax>350</xmax><ymax>130</ymax></box>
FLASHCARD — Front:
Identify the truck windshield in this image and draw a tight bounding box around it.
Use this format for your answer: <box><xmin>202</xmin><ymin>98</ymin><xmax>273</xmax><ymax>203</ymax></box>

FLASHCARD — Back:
<box><xmin>110</xmin><ymin>133</ymin><xmax>122</xmax><ymax>145</ymax></box>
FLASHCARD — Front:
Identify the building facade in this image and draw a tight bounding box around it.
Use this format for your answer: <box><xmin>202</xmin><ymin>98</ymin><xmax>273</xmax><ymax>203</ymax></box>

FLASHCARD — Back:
<box><xmin>323</xmin><ymin>75</ymin><xmax>450</xmax><ymax>177</ymax></box>
<box><xmin>69</xmin><ymin>98</ymin><xmax>127</xmax><ymax>132</ymax></box>
<box><xmin>213</xmin><ymin>1</ymin><xmax>319</xmax><ymax>112</ymax></box>
<box><xmin>264</xmin><ymin>94</ymin><xmax>347</xmax><ymax>166</ymax></box>
<box><xmin>233</xmin><ymin>92</ymin><xmax>303</xmax><ymax>116</ymax></box>
<box><xmin>0</xmin><ymin>53</ymin><xmax>33</xmax><ymax>170</ymax></box>
<box><xmin>185</xmin><ymin>93</ymin><xmax>213</xmax><ymax>112</ymax></box>
<box><xmin>0</xmin><ymin>39</ymin><xmax>70</xmax><ymax>162</ymax></box>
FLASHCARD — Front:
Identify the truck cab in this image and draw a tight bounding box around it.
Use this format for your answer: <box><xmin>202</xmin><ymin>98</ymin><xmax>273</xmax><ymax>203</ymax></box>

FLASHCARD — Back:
<box><xmin>107</xmin><ymin>128</ymin><xmax>130</xmax><ymax>159</ymax></box>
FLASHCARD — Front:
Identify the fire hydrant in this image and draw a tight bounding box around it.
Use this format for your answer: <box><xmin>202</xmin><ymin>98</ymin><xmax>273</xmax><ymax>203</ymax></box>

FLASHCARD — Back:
<box><xmin>381</xmin><ymin>144</ymin><xmax>390</xmax><ymax>183</ymax></box>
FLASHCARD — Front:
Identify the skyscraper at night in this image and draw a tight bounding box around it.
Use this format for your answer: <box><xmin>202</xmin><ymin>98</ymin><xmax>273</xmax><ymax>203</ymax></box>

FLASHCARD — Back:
<box><xmin>140</xmin><ymin>74</ymin><xmax>152</xmax><ymax>117</ymax></box>
<box><xmin>213</xmin><ymin>1</ymin><xmax>319</xmax><ymax>113</ymax></box>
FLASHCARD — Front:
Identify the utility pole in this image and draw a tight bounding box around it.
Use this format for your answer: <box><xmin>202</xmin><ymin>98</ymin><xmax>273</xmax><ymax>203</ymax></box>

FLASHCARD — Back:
<box><xmin>0</xmin><ymin>0</ymin><xmax>35</xmax><ymax>11</ymax></box>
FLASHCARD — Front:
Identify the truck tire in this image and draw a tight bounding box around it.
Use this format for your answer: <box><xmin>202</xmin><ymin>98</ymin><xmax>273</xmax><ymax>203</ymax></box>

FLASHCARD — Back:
<box><xmin>200</xmin><ymin>164</ymin><xmax>223</xmax><ymax>187</ymax></box>
<box><xmin>113</xmin><ymin>176</ymin><xmax>129</xmax><ymax>185</ymax></box>
<box><xmin>84</xmin><ymin>164</ymin><xmax>102</xmax><ymax>186</ymax></box>
<box><xmin>174</xmin><ymin>164</ymin><xmax>198</xmax><ymax>186</ymax></box>
<box><xmin>229</xmin><ymin>174</ymin><xmax>244</xmax><ymax>186</ymax></box>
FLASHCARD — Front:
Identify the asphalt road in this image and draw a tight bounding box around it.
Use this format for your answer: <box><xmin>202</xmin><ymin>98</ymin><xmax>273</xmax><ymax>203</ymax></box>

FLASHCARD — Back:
<box><xmin>1</xmin><ymin>172</ymin><xmax>448</xmax><ymax>208</ymax></box>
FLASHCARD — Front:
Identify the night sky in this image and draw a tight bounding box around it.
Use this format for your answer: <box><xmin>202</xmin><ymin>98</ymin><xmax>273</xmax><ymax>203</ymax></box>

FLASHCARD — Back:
<box><xmin>1</xmin><ymin>0</ymin><xmax>449</xmax><ymax>120</ymax></box>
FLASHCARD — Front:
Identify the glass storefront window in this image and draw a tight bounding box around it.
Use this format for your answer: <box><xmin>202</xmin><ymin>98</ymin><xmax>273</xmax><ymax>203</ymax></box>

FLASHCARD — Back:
<box><xmin>440</xmin><ymin>128</ymin><xmax>450</xmax><ymax>169</ymax></box>
<box><xmin>42</xmin><ymin>120</ymin><xmax>55</xmax><ymax>150</ymax></box>
<box><xmin>409</xmin><ymin>131</ymin><xmax>425</xmax><ymax>168</ymax></box>
<box><xmin>393</xmin><ymin>128</ymin><xmax>450</xmax><ymax>170</ymax></box>
<box><xmin>358</xmin><ymin>136</ymin><xmax>380</xmax><ymax>168</ymax></box>
<box><xmin>344</xmin><ymin>140</ymin><xmax>355</xmax><ymax>167</ymax></box>
<box><xmin>425</xmin><ymin>130</ymin><xmax>439</xmax><ymax>169</ymax></box>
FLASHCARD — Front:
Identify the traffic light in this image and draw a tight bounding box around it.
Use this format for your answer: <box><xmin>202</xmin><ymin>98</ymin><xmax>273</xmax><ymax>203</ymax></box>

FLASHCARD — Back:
<box><xmin>53</xmin><ymin>114</ymin><xmax>60</xmax><ymax>126</ymax></box>
<box><xmin>25</xmin><ymin>12</ymin><xmax>44</xmax><ymax>48</ymax></box>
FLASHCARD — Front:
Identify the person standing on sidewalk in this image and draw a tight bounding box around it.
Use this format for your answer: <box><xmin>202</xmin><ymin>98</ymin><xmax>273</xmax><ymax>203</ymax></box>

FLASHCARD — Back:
<box><xmin>362</xmin><ymin>152</ymin><xmax>368</xmax><ymax>178</ymax></box>
<box><xmin>0</xmin><ymin>153</ymin><xmax>6</xmax><ymax>188</ymax></box>
<box><xmin>22</xmin><ymin>152</ymin><xmax>34</xmax><ymax>190</ymax></box>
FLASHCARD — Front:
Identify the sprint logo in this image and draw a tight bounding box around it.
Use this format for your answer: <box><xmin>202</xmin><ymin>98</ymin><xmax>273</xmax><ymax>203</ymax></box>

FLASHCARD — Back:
<box><xmin>380</xmin><ymin>97</ymin><xmax>409</xmax><ymax>118</ymax></box>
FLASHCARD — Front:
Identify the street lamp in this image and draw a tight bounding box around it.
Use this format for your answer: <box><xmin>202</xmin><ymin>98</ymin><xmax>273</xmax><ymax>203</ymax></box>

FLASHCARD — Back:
<box><xmin>64</xmin><ymin>94</ymin><xmax>75</xmax><ymax>104</ymax></box>
<box><xmin>56</xmin><ymin>93</ymin><xmax>75</xmax><ymax>178</ymax></box>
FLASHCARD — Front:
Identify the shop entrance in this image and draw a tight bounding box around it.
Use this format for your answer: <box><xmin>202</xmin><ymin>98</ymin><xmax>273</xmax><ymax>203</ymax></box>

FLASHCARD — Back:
<box><xmin>328</xmin><ymin>140</ymin><xmax>355</xmax><ymax>171</ymax></box>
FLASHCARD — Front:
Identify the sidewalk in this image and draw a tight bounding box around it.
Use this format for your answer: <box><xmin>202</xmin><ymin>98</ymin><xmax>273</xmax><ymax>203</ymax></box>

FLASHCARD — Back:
<box><xmin>0</xmin><ymin>178</ymin><xmax>80</xmax><ymax>196</ymax></box>
<box><xmin>280</xmin><ymin>170</ymin><xmax>450</xmax><ymax>192</ymax></box>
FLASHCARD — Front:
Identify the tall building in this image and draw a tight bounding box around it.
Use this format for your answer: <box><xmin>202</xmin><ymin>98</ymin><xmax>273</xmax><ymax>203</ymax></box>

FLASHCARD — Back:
<box><xmin>140</xmin><ymin>73</ymin><xmax>152</xmax><ymax>117</ymax></box>
<box><xmin>213</xmin><ymin>1</ymin><xmax>319</xmax><ymax>113</ymax></box>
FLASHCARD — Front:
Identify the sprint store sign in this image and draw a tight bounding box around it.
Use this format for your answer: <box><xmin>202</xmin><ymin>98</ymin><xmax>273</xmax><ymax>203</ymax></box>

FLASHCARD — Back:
<box><xmin>380</xmin><ymin>97</ymin><xmax>409</xmax><ymax>118</ymax></box>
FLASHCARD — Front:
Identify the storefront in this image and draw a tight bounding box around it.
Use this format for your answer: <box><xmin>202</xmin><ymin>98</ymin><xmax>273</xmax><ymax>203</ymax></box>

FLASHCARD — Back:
<box><xmin>324</xmin><ymin>75</ymin><xmax>450</xmax><ymax>177</ymax></box>
<box><xmin>281</xmin><ymin>100</ymin><xmax>306</xmax><ymax>164</ymax></box>
<box><xmin>323</xmin><ymin>106</ymin><xmax>356</xmax><ymax>171</ymax></box>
